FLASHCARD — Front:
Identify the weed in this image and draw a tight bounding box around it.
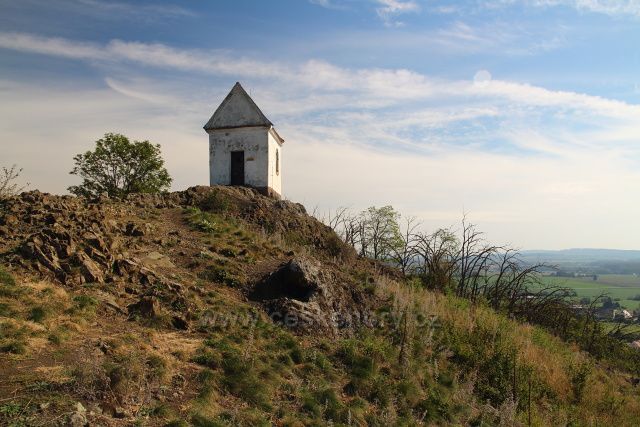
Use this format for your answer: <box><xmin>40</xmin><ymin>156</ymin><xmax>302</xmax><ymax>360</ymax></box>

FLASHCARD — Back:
<box><xmin>191</xmin><ymin>413</ymin><xmax>226</xmax><ymax>427</ymax></box>
<box><xmin>198</xmin><ymin>265</ymin><xmax>242</xmax><ymax>287</ymax></box>
<box><xmin>186</xmin><ymin>207</ymin><xmax>217</xmax><ymax>233</ymax></box>
<box><xmin>146</xmin><ymin>354</ymin><xmax>167</xmax><ymax>379</ymax></box>
<box><xmin>0</xmin><ymin>267</ymin><xmax>15</xmax><ymax>286</ymax></box>
<box><xmin>192</xmin><ymin>349</ymin><xmax>221</xmax><ymax>369</ymax></box>
<box><xmin>0</xmin><ymin>402</ymin><xmax>21</xmax><ymax>417</ymax></box>
<box><xmin>72</xmin><ymin>295</ymin><xmax>98</xmax><ymax>313</ymax></box>
<box><xmin>200</xmin><ymin>190</ymin><xmax>231</xmax><ymax>214</ymax></box>
<box><xmin>570</xmin><ymin>362</ymin><xmax>591</xmax><ymax>403</ymax></box>
<box><xmin>0</xmin><ymin>267</ymin><xmax>19</xmax><ymax>298</ymax></box>
<box><xmin>0</xmin><ymin>340</ymin><xmax>26</xmax><ymax>354</ymax></box>
<box><xmin>28</xmin><ymin>306</ymin><xmax>47</xmax><ymax>323</ymax></box>
<box><xmin>218</xmin><ymin>248</ymin><xmax>236</xmax><ymax>258</ymax></box>
<box><xmin>0</xmin><ymin>302</ymin><xmax>13</xmax><ymax>317</ymax></box>
<box><xmin>166</xmin><ymin>420</ymin><xmax>190</xmax><ymax>427</ymax></box>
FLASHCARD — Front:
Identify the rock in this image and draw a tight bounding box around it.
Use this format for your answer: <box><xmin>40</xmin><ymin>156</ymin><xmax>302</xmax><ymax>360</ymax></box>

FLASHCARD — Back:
<box><xmin>125</xmin><ymin>222</ymin><xmax>145</xmax><ymax>236</ymax></box>
<box><xmin>68</xmin><ymin>411</ymin><xmax>87</xmax><ymax>427</ymax></box>
<box><xmin>113</xmin><ymin>406</ymin><xmax>128</xmax><ymax>419</ymax></box>
<box><xmin>250</xmin><ymin>257</ymin><xmax>373</xmax><ymax>335</ymax></box>
<box><xmin>124</xmin><ymin>222</ymin><xmax>152</xmax><ymax>237</ymax></box>
<box><xmin>141</xmin><ymin>251</ymin><xmax>175</xmax><ymax>269</ymax></box>
<box><xmin>127</xmin><ymin>296</ymin><xmax>161</xmax><ymax>318</ymax></box>
<box><xmin>1</xmin><ymin>214</ymin><xmax>18</xmax><ymax>226</ymax></box>
<box><xmin>172</xmin><ymin>315</ymin><xmax>189</xmax><ymax>330</ymax></box>
<box><xmin>68</xmin><ymin>402</ymin><xmax>87</xmax><ymax>427</ymax></box>
<box><xmin>75</xmin><ymin>252</ymin><xmax>104</xmax><ymax>284</ymax></box>
<box><xmin>94</xmin><ymin>291</ymin><xmax>125</xmax><ymax>314</ymax></box>
<box><xmin>251</xmin><ymin>258</ymin><xmax>336</xmax><ymax>334</ymax></box>
<box><xmin>252</xmin><ymin>258</ymin><xmax>328</xmax><ymax>302</ymax></box>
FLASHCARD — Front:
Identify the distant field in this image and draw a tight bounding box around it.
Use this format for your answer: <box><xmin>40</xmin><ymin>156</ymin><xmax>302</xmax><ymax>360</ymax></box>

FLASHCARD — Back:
<box><xmin>538</xmin><ymin>275</ymin><xmax>640</xmax><ymax>310</ymax></box>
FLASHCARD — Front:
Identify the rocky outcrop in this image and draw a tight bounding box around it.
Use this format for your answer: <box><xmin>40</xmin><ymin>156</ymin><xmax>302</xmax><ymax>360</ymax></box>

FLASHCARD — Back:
<box><xmin>0</xmin><ymin>187</ymin><xmax>366</xmax><ymax>335</ymax></box>
<box><xmin>251</xmin><ymin>257</ymin><xmax>371</xmax><ymax>335</ymax></box>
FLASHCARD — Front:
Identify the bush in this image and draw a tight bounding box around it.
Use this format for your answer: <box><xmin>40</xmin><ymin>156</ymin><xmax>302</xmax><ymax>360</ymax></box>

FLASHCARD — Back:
<box><xmin>28</xmin><ymin>306</ymin><xmax>47</xmax><ymax>323</ymax></box>
<box><xmin>200</xmin><ymin>190</ymin><xmax>232</xmax><ymax>214</ymax></box>
<box><xmin>190</xmin><ymin>414</ymin><xmax>226</xmax><ymax>427</ymax></box>
<box><xmin>0</xmin><ymin>340</ymin><xmax>26</xmax><ymax>354</ymax></box>
<box><xmin>0</xmin><ymin>303</ymin><xmax>13</xmax><ymax>317</ymax></box>
<box><xmin>198</xmin><ymin>265</ymin><xmax>241</xmax><ymax>287</ymax></box>
<box><xmin>221</xmin><ymin>352</ymin><xmax>270</xmax><ymax>409</ymax></box>
<box><xmin>186</xmin><ymin>207</ymin><xmax>217</xmax><ymax>233</ymax></box>
<box><xmin>71</xmin><ymin>295</ymin><xmax>98</xmax><ymax>315</ymax></box>
<box><xmin>0</xmin><ymin>267</ymin><xmax>15</xmax><ymax>286</ymax></box>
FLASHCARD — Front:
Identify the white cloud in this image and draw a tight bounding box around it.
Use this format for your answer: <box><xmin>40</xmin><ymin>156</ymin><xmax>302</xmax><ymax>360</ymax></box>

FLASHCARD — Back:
<box><xmin>533</xmin><ymin>0</ymin><xmax>640</xmax><ymax>17</ymax></box>
<box><xmin>458</xmin><ymin>0</ymin><xmax>640</xmax><ymax>18</ymax></box>
<box><xmin>2</xmin><ymin>32</ymin><xmax>640</xmax><ymax>248</ymax></box>
<box><xmin>308</xmin><ymin>0</ymin><xmax>347</xmax><ymax>9</ymax></box>
<box><xmin>375</xmin><ymin>0</ymin><xmax>420</xmax><ymax>26</ymax></box>
<box><xmin>1</xmin><ymin>32</ymin><xmax>637</xmax><ymax>120</ymax></box>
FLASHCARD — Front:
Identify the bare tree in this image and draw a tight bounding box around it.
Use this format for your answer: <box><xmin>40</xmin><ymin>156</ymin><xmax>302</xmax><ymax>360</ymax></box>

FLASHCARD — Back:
<box><xmin>0</xmin><ymin>164</ymin><xmax>29</xmax><ymax>199</ymax></box>
<box><xmin>388</xmin><ymin>216</ymin><xmax>421</xmax><ymax>275</ymax></box>
<box><xmin>413</xmin><ymin>229</ymin><xmax>458</xmax><ymax>290</ymax></box>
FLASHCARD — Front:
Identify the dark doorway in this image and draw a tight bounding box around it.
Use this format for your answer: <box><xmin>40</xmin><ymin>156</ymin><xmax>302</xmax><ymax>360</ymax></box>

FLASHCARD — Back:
<box><xmin>230</xmin><ymin>151</ymin><xmax>245</xmax><ymax>185</ymax></box>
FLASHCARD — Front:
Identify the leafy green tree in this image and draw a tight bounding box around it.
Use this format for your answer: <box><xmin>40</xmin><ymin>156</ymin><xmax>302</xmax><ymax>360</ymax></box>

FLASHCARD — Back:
<box><xmin>360</xmin><ymin>205</ymin><xmax>401</xmax><ymax>261</ymax></box>
<box><xmin>68</xmin><ymin>133</ymin><xmax>172</xmax><ymax>198</ymax></box>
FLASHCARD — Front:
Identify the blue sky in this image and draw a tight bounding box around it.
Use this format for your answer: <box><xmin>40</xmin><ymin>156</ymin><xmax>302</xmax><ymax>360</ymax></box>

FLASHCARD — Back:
<box><xmin>1</xmin><ymin>0</ymin><xmax>640</xmax><ymax>249</ymax></box>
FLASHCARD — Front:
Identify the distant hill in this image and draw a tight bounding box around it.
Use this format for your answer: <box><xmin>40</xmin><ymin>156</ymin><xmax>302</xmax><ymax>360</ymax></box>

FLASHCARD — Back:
<box><xmin>521</xmin><ymin>248</ymin><xmax>640</xmax><ymax>264</ymax></box>
<box><xmin>520</xmin><ymin>249</ymin><xmax>640</xmax><ymax>274</ymax></box>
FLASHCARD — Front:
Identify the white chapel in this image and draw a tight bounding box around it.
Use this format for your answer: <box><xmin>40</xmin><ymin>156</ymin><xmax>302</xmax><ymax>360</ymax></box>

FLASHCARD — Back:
<box><xmin>203</xmin><ymin>82</ymin><xmax>284</xmax><ymax>198</ymax></box>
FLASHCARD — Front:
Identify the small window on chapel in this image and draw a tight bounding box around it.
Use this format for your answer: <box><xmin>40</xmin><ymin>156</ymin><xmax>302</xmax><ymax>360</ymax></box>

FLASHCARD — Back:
<box><xmin>276</xmin><ymin>149</ymin><xmax>280</xmax><ymax>175</ymax></box>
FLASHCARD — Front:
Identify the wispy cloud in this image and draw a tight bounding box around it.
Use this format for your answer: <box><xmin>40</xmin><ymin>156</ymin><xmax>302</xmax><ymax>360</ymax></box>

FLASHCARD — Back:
<box><xmin>308</xmin><ymin>0</ymin><xmax>348</xmax><ymax>10</ymax></box>
<box><xmin>2</xmin><ymin>32</ymin><xmax>640</xmax><ymax>248</ymax></box>
<box><xmin>533</xmin><ymin>0</ymin><xmax>640</xmax><ymax>17</ymax></box>
<box><xmin>375</xmin><ymin>0</ymin><xmax>420</xmax><ymax>26</ymax></box>
<box><xmin>439</xmin><ymin>0</ymin><xmax>640</xmax><ymax>18</ymax></box>
<box><xmin>0</xmin><ymin>32</ymin><xmax>636</xmax><ymax>121</ymax></box>
<box><xmin>74</xmin><ymin>0</ymin><xmax>195</xmax><ymax>18</ymax></box>
<box><xmin>309</xmin><ymin>0</ymin><xmax>421</xmax><ymax>25</ymax></box>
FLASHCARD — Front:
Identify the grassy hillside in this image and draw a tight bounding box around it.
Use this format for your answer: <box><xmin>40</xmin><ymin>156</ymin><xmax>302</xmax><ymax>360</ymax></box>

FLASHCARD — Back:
<box><xmin>1</xmin><ymin>187</ymin><xmax>640</xmax><ymax>426</ymax></box>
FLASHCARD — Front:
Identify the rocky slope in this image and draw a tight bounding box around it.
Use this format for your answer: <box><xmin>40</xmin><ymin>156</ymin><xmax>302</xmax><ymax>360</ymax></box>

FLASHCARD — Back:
<box><xmin>1</xmin><ymin>187</ymin><xmax>640</xmax><ymax>426</ymax></box>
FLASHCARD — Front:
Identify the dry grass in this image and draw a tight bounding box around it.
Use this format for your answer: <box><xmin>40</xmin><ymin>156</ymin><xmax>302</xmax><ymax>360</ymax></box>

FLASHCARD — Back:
<box><xmin>374</xmin><ymin>273</ymin><xmax>640</xmax><ymax>426</ymax></box>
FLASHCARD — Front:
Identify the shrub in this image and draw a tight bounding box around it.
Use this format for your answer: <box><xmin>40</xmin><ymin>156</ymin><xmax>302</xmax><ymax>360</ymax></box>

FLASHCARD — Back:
<box><xmin>0</xmin><ymin>340</ymin><xmax>26</xmax><ymax>354</ymax></box>
<box><xmin>198</xmin><ymin>266</ymin><xmax>241</xmax><ymax>287</ymax></box>
<box><xmin>200</xmin><ymin>190</ymin><xmax>231</xmax><ymax>214</ymax></box>
<box><xmin>71</xmin><ymin>295</ymin><xmax>98</xmax><ymax>315</ymax></box>
<box><xmin>0</xmin><ymin>267</ymin><xmax>15</xmax><ymax>286</ymax></box>
<box><xmin>190</xmin><ymin>414</ymin><xmax>226</xmax><ymax>427</ymax></box>
<box><xmin>221</xmin><ymin>352</ymin><xmax>270</xmax><ymax>409</ymax></box>
<box><xmin>0</xmin><ymin>402</ymin><xmax>22</xmax><ymax>417</ymax></box>
<box><xmin>0</xmin><ymin>303</ymin><xmax>13</xmax><ymax>317</ymax></box>
<box><xmin>192</xmin><ymin>349</ymin><xmax>221</xmax><ymax>369</ymax></box>
<box><xmin>28</xmin><ymin>306</ymin><xmax>47</xmax><ymax>323</ymax></box>
<box><xmin>570</xmin><ymin>362</ymin><xmax>591</xmax><ymax>403</ymax></box>
<box><xmin>186</xmin><ymin>207</ymin><xmax>218</xmax><ymax>233</ymax></box>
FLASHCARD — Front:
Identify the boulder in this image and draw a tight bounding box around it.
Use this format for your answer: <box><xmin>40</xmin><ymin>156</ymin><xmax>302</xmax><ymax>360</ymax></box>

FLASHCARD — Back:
<box><xmin>251</xmin><ymin>258</ymin><xmax>337</xmax><ymax>334</ymax></box>
<box><xmin>127</xmin><ymin>296</ymin><xmax>161</xmax><ymax>319</ymax></box>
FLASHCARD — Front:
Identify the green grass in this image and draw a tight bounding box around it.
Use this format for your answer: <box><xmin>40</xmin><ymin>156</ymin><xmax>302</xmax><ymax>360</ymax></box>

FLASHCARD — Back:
<box><xmin>538</xmin><ymin>274</ymin><xmax>640</xmax><ymax>310</ymax></box>
<box><xmin>0</xmin><ymin>267</ymin><xmax>16</xmax><ymax>287</ymax></box>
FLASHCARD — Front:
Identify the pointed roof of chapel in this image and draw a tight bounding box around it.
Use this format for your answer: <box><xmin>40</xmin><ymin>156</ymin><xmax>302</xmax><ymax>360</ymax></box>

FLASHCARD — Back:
<box><xmin>203</xmin><ymin>82</ymin><xmax>273</xmax><ymax>131</ymax></box>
